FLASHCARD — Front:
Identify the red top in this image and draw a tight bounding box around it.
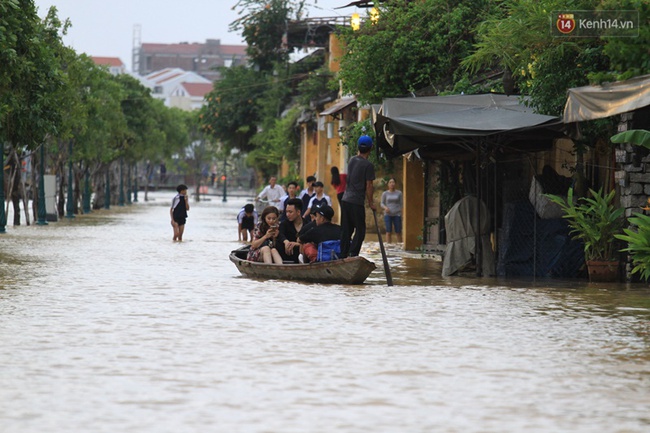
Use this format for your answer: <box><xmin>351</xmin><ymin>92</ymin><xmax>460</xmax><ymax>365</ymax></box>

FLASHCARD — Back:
<box><xmin>334</xmin><ymin>173</ymin><xmax>347</xmax><ymax>195</ymax></box>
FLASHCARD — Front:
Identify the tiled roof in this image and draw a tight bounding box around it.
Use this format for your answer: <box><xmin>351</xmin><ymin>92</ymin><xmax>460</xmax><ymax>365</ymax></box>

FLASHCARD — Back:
<box><xmin>182</xmin><ymin>82</ymin><xmax>213</xmax><ymax>97</ymax></box>
<box><xmin>147</xmin><ymin>68</ymin><xmax>172</xmax><ymax>80</ymax></box>
<box><xmin>91</xmin><ymin>56</ymin><xmax>124</xmax><ymax>67</ymax></box>
<box><xmin>219</xmin><ymin>45</ymin><xmax>248</xmax><ymax>56</ymax></box>
<box><xmin>156</xmin><ymin>72</ymin><xmax>184</xmax><ymax>84</ymax></box>
<box><xmin>146</xmin><ymin>68</ymin><xmax>180</xmax><ymax>81</ymax></box>
<box><xmin>141</xmin><ymin>43</ymin><xmax>201</xmax><ymax>55</ymax></box>
<box><xmin>140</xmin><ymin>42</ymin><xmax>247</xmax><ymax>57</ymax></box>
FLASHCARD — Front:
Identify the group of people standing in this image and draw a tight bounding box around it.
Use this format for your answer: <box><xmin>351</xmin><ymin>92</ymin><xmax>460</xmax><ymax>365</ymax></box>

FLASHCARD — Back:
<box><xmin>242</xmin><ymin>134</ymin><xmax>401</xmax><ymax>264</ymax></box>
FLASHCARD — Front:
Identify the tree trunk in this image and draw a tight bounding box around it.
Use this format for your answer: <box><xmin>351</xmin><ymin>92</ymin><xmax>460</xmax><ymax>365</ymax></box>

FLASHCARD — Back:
<box><xmin>20</xmin><ymin>155</ymin><xmax>30</xmax><ymax>226</ymax></box>
<box><xmin>92</xmin><ymin>167</ymin><xmax>105</xmax><ymax>210</ymax></box>
<box><xmin>74</xmin><ymin>166</ymin><xmax>81</xmax><ymax>214</ymax></box>
<box><xmin>4</xmin><ymin>154</ymin><xmax>16</xmax><ymax>225</ymax></box>
<box><xmin>31</xmin><ymin>153</ymin><xmax>38</xmax><ymax>222</ymax></box>
<box><xmin>144</xmin><ymin>162</ymin><xmax>154</xmax><ymax>202</ymax></box>
<box><xmin>57</xmin><ymin>159</ymin><xmax>65</xmax><ymax>217</ymax></box>
<box><xmin>8</xmin><ymin>149</ymin><xmax>21</xmax><ymax>226</ymax></box>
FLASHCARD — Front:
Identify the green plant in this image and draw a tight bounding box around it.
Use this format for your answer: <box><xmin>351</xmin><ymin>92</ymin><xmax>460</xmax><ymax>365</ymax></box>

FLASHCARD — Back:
<box><xmin>546</xmin><ymin>187</ymin><xmax>625</xmax><ymax>261</ymax></box>
<box><xmin>610</xmin><ymin>129</ymin><xmax>650</xmax><ymax>149</ymax></box>
<box><xmin>615</xmin><ymin>212</ymin><xmax>650</xmax><ymax>282</ymax></box>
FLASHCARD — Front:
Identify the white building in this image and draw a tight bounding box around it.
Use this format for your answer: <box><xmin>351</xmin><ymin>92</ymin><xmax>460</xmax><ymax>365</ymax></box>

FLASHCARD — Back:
<box><xmin>145</xmin><ymin>68</ymin><xmax>211</xmax><ymax>107</ymax></box>
<box><xmin>169</xmin><ymin>82</ymin><xmax>214</xmax><ymax>111</ymax></box>
<box><xmin>91</xmin><ymin>57</ymin><xmax>126</xmax><ymax>75</ymax></box>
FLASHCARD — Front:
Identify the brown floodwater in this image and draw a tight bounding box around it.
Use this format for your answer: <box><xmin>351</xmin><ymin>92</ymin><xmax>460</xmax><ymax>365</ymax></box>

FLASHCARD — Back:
<box><xmin>1</xmin><ymin>191</ymin><xmax>649</xmax><ymax>433</ymax></box>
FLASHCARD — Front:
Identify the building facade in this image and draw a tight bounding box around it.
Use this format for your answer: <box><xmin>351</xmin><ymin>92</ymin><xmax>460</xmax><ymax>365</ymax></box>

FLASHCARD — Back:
<box><xmin>144</xmin><ymin>68</ymin><xmax>211</xmax><ymax>107</ymax></box>
<box><xmin>134</xmin><ymin>39</ymin><xmax>247</xmax><ymax>82</ymax></box>
<box><xmin>169</xmin><ymin>82</ymin><xmax>214</xmax><ymax>111</ymax></box>
<box><xmin>91</xmin><ymin>57</ymin><xmax>126</xmax><ymax>75</ymax></box>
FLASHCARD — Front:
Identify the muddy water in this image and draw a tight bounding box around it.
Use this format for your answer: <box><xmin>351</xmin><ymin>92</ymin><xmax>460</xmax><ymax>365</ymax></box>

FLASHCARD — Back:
<box><xmin>1</xmin><ymin>192</ymin><xmax>649</xmax><ymax>433</ymax></box>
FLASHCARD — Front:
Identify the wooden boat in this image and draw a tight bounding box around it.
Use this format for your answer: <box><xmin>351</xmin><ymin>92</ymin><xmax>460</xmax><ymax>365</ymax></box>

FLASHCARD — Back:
<box><xmin>229</xmin><ymin>246</ymin><xmax>376</xmax><ymax>285</ymax></box>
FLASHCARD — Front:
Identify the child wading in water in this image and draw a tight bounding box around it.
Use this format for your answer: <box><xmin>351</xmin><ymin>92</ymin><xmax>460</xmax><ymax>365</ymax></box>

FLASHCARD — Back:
<box><xmin>170</xmin><ymin>184</ymin><xmax>190</xmax><ymax>241</ymax></box>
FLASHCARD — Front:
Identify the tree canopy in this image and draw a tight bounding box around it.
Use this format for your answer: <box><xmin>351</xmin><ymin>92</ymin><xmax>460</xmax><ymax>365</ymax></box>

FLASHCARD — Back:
<box><xmin>463</xmin><ymin>0</ymin><xmax>649</xmax><ymax>116</ymax></box>
<box><xmin>0</xmin><ymin>0</ymin><xmax>67</xmax><ymax>149</ymax></box>
<box><xmin>230</xmin><ymin>0</ymin><xmax>308</xmax><ymax>72</ymax></box>
<box><xmin>337</xmin><ymin>0</ymin><xmax>499</xmax><ymax>104</ymax></box>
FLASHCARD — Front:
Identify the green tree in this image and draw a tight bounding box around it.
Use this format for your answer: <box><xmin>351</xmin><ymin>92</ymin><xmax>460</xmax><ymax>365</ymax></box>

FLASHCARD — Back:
<box><xmin>182</xmin><ymin>110</ymin><xmax>218</xmax><ymax>200</ymax></box>
<box><xmin>463</xmin><ymin>0</ymin><xmax>648</xmax><ymax>194</ymax></box>
<box><xmin>463</xmin><ymin>0</ymin><xmax>611</xmax><ymax>116</ymax></box>
<box><xmin>74</xmin><ymin>57</ymin><xmax>127</xmax><ymax>166</ymax></box>
<box><xmin>0</xmin><ymin>1</ymin><xmax>66</xmax><ymax>149</ymax></box>
<box><xmin>247</xmin><ymin>106</ymin><xmax>301</xmax><ymax>176</ymax></box>
<box><xmin>70</xmin><ymin>56</ymin><xmax>127</xmax><ymax>211</ymax></box>
<box><xmin>200</xmin><ymin>66</ymin><xmax>265</xmax><ymax>153</ymax></box>
<box><xmin>599</xmin><ymin>0</ymin><xmax>650</xmax><ymax>79</ymax></box>
<box><xmin>0</xmin><ymin>1</ymin><xmax>69</xmax><ymax>223</ymax></box>
<box><xmin>338</xmin><ymin>0</ymin><xmax>498</xmax><ymax>104</ymax></box>
<box><xmin>230</xmin><ymin>0</ymin><xmax>307</xmax><ymax>71</ymax></box>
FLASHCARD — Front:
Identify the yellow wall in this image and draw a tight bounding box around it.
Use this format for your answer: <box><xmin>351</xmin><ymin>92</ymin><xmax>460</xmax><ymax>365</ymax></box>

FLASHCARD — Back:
<box><xmin>402</xmin><ymin>157</ymin><xmax>425</xmax><ymax>251</ymax></box>
<box><xmin>280</xmin><ymin>157</ymin><xmax>289</xmax><ymax>179</ymax></box>
<box><xmin>328</xmin><ymin>33</ymin><xmax>344</xmax><ymax>74</ymax></box>
<box><xmin>300</xmin><ymin>123</ymin><xmax>318</xmax><ymax>185</ymax></box>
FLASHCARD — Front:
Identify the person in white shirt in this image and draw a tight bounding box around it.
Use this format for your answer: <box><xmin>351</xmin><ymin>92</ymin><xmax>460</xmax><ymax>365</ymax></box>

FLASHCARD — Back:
<box><xmin>237</xmin><ymin>203</ymin><xmax>259</xmax><ymax>242</ymax></box>
<box><xmin>256</xmin><ymin>176</ymin><xmax>283</xmax><ymax>207</ymax></box>
<box><xmin>304</xmin><ymin>181</ymin><xmax>333</xmax><ymax>218</ymax></box>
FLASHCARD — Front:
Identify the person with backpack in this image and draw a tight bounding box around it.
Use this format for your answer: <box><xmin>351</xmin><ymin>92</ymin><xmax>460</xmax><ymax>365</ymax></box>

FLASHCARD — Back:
<box><xmin>298</xmin><ymin>205</ymin><xmax>341</xmax><ymax>263</ymax></box>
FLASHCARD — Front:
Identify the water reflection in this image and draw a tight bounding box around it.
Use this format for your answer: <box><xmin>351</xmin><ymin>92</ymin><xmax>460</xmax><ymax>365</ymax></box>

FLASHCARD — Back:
<box><xmin>0</xmin><ymin>192</ymin><xmax>649</xmax><ymax>433</ymax></box>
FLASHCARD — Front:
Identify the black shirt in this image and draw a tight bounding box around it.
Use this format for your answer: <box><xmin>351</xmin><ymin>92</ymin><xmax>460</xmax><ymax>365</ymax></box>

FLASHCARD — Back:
<box><xmin>301</xmin><ymin>192</ymin><xmax>315</xmax><ymax>214</ymax></box>
<box><xmin>299</xmin><ymin>222</ymin><xmax>342</xmax><ymax>245</ymax></box>
<box><xmin>279</xmin><ymin>218</ymin><xmax>302</xmax><ymax>243</ymax></box>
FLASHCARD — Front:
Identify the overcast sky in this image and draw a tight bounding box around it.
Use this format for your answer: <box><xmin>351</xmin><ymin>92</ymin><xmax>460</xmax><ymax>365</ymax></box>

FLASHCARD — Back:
<box><xmin>33</xmin><ymin>0</ymin><xmax>358</xmax><ymax>72</ymax></box>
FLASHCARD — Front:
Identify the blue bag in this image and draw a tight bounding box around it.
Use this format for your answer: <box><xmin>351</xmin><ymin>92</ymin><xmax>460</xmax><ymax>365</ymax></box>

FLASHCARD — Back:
<box><xmin>317</xmin><ymin>240</ymin><xmax>341</xmax><ymax>262</ymax></box>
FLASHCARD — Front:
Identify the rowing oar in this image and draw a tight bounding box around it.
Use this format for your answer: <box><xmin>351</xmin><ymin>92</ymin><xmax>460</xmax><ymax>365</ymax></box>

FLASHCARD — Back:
<box><xmin>372</xmin><ymin>209</ymin><xmax>394</xmax><ymax>286</ymax></box>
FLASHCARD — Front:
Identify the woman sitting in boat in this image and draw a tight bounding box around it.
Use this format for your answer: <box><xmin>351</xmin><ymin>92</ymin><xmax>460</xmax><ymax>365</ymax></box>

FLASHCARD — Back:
<box><xmin>247</xmin><ymin>206</ymin><xmax>283</xmax><ymax>264</ymax></box>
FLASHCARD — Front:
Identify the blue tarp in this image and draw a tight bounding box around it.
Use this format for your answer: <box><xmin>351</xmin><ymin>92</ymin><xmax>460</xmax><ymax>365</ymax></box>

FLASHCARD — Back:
<box><xmin>497</xmin><ymin>200</ymin><xmax>585</xmax><ymax>278</ymax></box>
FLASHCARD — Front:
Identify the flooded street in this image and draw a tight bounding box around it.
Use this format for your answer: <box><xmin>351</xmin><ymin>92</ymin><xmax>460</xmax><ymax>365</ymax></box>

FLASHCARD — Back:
<box><xmin>1</xmin><ymin>191</ymin><xmax>649</xmax><ymax>433</ymax></box>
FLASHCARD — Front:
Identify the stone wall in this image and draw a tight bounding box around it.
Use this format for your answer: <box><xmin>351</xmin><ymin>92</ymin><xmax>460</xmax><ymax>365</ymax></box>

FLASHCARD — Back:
<box><xmin>615</xmin><ymin>112</ymin><xmax>649</xmax><ymax>280</ymax></box>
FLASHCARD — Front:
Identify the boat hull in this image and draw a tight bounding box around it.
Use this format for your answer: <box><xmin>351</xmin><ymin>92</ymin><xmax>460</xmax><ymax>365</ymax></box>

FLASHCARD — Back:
<box><xmin>229</xmin><ymin>247</ymin><xmax>376</xmax><ymax>285</ymax></box>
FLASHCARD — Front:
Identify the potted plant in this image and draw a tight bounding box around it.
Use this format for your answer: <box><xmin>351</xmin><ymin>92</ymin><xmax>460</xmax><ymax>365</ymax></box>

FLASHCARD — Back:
<box><xmin>611</xmin><ymin>129</ymin><xmax>650</xmax><ymax>282</ymax></box>
<box><xmin>546</xmin><ymin>187</ymin><xmax>625</xmax><ymax>281</ymax></box>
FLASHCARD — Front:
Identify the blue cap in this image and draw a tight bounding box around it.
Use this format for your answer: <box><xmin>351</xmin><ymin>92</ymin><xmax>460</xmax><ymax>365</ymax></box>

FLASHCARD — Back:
<box><xmin>358</xmin><ymin>135</ymin><xmax>373</xmax><ymax>150</ymax></box>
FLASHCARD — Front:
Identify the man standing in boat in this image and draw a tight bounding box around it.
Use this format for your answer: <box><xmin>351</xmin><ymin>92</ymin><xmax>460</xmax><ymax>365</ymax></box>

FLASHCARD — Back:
<box><xmin>339</xmin><ymin>135</ymin><xmax>376</xmax><ymax>258</ymax></box>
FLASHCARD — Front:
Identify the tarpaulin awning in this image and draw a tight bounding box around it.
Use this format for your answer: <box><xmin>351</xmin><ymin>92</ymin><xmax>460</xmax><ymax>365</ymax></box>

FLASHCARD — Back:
<box><xmin>320</xmin><ymin>97</ymin><xmax>356</xmax><ymax>117</ymax></box>
<box><xmin>373</xmin><ymin>93</ymin><xmax>564</xmax><ymax>159</ymax></box>
<box><xmin>563</xmin><ymin>74</ymin><xmax>650</xmax><ymax>123</ymax></box>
